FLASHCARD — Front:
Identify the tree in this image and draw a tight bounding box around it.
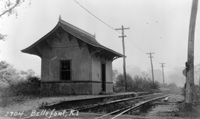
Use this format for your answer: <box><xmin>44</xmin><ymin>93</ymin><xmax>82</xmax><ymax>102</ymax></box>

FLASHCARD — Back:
<box><xmin>166</xmin><ymin>67</ymin><xmax>185</xmax><ymax>87</ymax></box>
<box><xmin>112</xmin><ymin>69</ymin><xmax>119</xmax><ymax>84</ymax></box>
<box><xmin>168</xmin><ymin>83</ymin><xmax>178</xmax><ymax>88</ymax></box>
<box><xmin>114</xmin><ymin>74</ymin><xmax>133</xmax><ymax>92</ymax></box>
<box><xmin>0</xmin><ymin>61</ymin><xmax>16</xmax><ymax>84</ymax></box>
<box><xmin>114</xmin><ymin>74</ymin><xmax>160</xmax><ymax>93</ymax></box>
<box><xmin>0</xmin><ymin>0</ymin><xmax>30</xmax><ymax>40</ymax></box>
<box><xmin>141</xmin><ymin>71</ymin><xmax>149</xmax><ymax>79</ymax></box>
<box><xmin>0</xmin><ymin>61</ymin><xmax>36</xmax><ymax>85</ymax></box>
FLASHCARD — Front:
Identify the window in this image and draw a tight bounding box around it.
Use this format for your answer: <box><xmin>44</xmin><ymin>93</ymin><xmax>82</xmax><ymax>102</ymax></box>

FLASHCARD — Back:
<box><xmin>60</xmin><ymin>60</ymin><xmax>71</xmax><ymax>80</ymax></box>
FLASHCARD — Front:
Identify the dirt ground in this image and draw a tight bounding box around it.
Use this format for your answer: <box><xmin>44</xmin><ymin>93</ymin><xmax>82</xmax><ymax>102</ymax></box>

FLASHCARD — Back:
<box><xmin>78</xmin><ymin>93</ymin><xmax>188</xmax><ymax>119</ymax></box>
<box><xmin>0</xmin><ymin>93</ymin><xmax>199</xmax><ymax>119</ymax></box>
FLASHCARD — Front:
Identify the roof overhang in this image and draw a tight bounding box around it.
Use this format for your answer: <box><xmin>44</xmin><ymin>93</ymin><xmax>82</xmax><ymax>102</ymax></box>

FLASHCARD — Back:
<box><xmin>21</xmin><ymin>18</ymin><xmax>124</xmax><ymax>59</ymax></box>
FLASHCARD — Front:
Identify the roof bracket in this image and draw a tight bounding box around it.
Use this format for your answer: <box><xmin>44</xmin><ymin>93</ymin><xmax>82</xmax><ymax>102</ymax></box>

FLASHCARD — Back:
<box><xmin>45</xmin><ymin>39</ymin><xmax>52</xmax><ymax>51</ymax></box>
<box><xmin>68</xmin><ymin>33</ymin><xmax>73</xmax><ymax>42</ymax></box>
<box><xmin>35</xmin><ymin>46</ymin><xmax>42</xmax><ymax>57</ymax></box>
<box><xmin>89</xmin><ymin>46</ymin><xmax>101</xmax><ymax>56</ymax></box>
<box><xmin>88</xmin><ymin>45</ymin><xmax>93</xmax><ymax>55</ymax></box>
<box><xmin>77</xmin><ymin>39</ymin><xmax>84</xmax><ymax>49</ymax></box>
<box><xmin>55</xmin><ymin>31</ymin><xmax>62</xmax><ymax>43</ymax></box>
<box><xmin>64</xmin><ymin>32</ymin><xmax>71</xmax><ymax>43</ymax></box>
<box><xmin>113</xmin><ymin>56</ymin><xmax>119</xmax><ymax>61</ymax></box>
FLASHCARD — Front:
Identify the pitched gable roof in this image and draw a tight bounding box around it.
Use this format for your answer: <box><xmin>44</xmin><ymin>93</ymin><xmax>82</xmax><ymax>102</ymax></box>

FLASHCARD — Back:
<box><xmin>22</xmin><ymin>18</ymin><xmax>123</xmax><ymax>58</ymax></box>
<box><xmin>60</xmin><ymin>19</ymin><xmax>100</xmax><ymax>46</ymax></box>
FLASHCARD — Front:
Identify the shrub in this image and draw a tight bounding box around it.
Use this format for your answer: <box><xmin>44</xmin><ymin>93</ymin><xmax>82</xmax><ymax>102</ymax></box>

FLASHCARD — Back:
<box><xmin>114</xmin><ymin>74</ymin><xmax>160</xmax><ymax>93</ymax></box>
<box><xmin>181</xmin><ymin>85</ymin><xmax>200</xmax><ymax>105</ymax></box>
<box><xmin>27</xmin><ymin>76</ymin><xmax>40</xmax><ymax>85</ymax></box>
<box><xmin>193</xmin><ymin>85</ymin><xmax>200</xmax><ymax>105</ymax></box>
<box><xmin>1</xmin><ymin>76</ymin><xmax>41</xmax><ymax>97</ymax></box>
<box><xmin>0</xmin><ymin>76</ymin><xmax>41</xmax><ymax>107</ymax></box>
<box><xmin>114</xmin><ymin>74</ymin><xmax>133</xmax><ymax>92</ymax></box>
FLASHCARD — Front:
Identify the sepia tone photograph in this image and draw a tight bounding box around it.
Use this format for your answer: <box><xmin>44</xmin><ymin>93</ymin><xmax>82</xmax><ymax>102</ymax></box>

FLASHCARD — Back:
<box><xmin>0</xmin><ymin>0</ymin><xmax>200</xmax><ymax>119</ymax></box>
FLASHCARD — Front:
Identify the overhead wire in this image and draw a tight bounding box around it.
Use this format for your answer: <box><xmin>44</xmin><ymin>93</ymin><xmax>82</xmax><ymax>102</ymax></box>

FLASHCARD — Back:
<box><xmin>73</xmin><ymin>0</ymin><xmax>148</xmax><ymax>55</ymax></box>
<box><xmin>74</xmin><ymin>0</ymin><xmax>116</xmax><ymax>31</ymax></box>
<box><xmin>126</xmin><ymin>37</ymin><xmax>147</xmax><ymax>54</ymax></box>
<box><xmin>73</xmin><ymin>0</ymin><xmax>180</xmax><ymax>70</ymax></box>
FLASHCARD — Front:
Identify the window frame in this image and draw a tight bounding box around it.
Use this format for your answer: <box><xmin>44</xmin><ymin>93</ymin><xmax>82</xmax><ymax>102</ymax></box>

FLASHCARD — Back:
<box><xmin>60</xmin><ymin>60</ymin><xmax>72</xmax><ymax>81</ymax></box>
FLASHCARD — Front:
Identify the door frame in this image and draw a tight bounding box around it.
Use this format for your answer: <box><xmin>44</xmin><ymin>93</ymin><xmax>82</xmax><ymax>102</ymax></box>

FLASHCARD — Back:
<box><xmin>101</xmin><ymin>63</ymin><xmax>106</xmax><ymax>92</ymax></box>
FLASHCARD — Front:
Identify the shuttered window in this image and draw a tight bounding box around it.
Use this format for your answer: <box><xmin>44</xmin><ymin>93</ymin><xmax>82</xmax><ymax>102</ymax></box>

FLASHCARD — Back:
<box><xmin>60</xmin><ymin>60</ymin><xmax>71</xmax><ymax>80</ymax></box>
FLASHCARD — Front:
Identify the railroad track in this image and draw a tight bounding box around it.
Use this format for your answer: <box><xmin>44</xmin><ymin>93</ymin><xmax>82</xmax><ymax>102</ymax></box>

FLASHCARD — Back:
<box><xmin>75</xmin><ymin>93</ymin><xmax>160</xmax><ymax>110</ymax></box>
<box><xmin>94</xmin><ymin>95</ymin><xmax>168</xmax><ymax>119</ymax></box>
<box><xmin>41</xmin><ymin>92</ymin><xmax>147</xmax><ymax>110</ymax></box>
<box><xmin>18</xmin><ymin>93</ymin><xmax>167</xmax><ymax>119</ymax></box>
<box><xmin>71</xmin><ymin>93</ymin><xmax>167</xmax><ymax>114</ymax></box>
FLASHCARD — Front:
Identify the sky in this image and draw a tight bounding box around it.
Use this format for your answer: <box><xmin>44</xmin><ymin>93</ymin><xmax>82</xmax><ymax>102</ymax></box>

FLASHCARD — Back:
<box><xmin>0</xmin><ymin>0</ymin><xmax>200</xmax><ymax>86</ymax></box>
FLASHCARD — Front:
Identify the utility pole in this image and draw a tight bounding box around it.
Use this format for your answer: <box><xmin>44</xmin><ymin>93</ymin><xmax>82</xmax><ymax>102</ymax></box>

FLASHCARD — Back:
<box><xmin>199</xmin><ymin>77</ymin><xmax>200</xmax><ymax>86</ymax></box>
<box><xmin>116</xmin><ymin>25</ymin><xmax>130</xmax><ymax>92</ymax></box>
<box><xmin>160</xmin><ymin>63</ymin><xmax>165</xmax><ymax>84</ymax></box>
<box><xmin>185</xmin><ymin>0</ymin><xmax>198</xmax><ymax>109</ymax></box>
<box><xmin>146</xmin><ymin>52</ymin><xmax>155</xmax><ymax>82</ymax></box>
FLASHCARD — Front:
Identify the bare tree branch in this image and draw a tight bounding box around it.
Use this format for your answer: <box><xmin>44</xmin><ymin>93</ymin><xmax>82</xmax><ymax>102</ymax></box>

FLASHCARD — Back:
<box><xmin>0</xmin><ymin>33</ymin><xmax>7</xmax><ymax>41</ymax></box>
<box><xmin>0</xmin><ymin>76</ymin><xmax>12</xmax><ymax>85</ymax></box>
<box><xmin>0</xmin><ymin>0</ymin><xmax>29</xmax><ymax>41</ymax></box>
<box><xmin>0</xmin><ymin>0</ymin><xmax>21</xmax><ymax>18</ymax></box>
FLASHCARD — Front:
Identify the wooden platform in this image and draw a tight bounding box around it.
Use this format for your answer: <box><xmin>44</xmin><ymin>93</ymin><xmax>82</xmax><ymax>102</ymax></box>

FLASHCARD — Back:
<box><xmin>42</xmin><ymin>92</ymin><xmax>147</xmax><ymax>109</ymax></box>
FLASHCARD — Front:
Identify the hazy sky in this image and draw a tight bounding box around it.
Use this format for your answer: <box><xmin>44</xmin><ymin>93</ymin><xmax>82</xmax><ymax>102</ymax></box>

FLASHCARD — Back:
<box><xmin>0</xmin><ymin>0</ymin><xmax>199</xmax><ymax>85</ymax></box>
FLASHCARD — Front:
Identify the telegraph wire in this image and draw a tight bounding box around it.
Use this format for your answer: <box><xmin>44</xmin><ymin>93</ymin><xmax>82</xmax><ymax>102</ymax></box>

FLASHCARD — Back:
<box><xmin>73</xmin><ymin>0</ymin><xmax>181</xmax><ymax>71</ymax></box>
<box><xmin>73</xmin><ymin>0</ymin><xmax>149</xmax><ymax>56</ymax></box>
<box><xmin>126</xmin><ymin>37</ymin><xmax>147</xmax><ymax>54</ymax></box>
<box><xmin>73</xmin><ymin>0</ymin><xmax>116</xmax><ymax>31</ymax></box>
<box><xmin>73</xmin><ymin>0</ymin><xmax>149</xmax><ymax>54</ymax></box>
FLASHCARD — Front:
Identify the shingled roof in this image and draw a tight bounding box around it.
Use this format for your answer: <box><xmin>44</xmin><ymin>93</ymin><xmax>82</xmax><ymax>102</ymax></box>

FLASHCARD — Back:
<box><xmin>22</xmin><ymin>18</ymin><xmax>123</xmax><ymax>59</ymax></box>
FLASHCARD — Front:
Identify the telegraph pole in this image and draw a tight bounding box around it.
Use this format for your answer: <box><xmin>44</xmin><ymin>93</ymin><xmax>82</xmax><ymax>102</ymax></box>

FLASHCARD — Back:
<box><xmin>185</xmin><ymin>0</ymin><xmax>198</xmax><ymax>109</ymax></box>
<box><xmin>116</xmin><ymin>25</ymin><xmax>130</xmax><ymax>92</ymax></box>
<box><xmin>160</xmin><ymin>63</ymin><xmax>165</xmax><ymax>84</ymax></box>
<box><xmin>146</xmin><ymin>52</ymin><xmax>155</xmax><ymax>82</ymax></box>
<box><xmin>199</xmin><ymin>77</ymin><xmax>200</xmax><ymax>86</ymax></box>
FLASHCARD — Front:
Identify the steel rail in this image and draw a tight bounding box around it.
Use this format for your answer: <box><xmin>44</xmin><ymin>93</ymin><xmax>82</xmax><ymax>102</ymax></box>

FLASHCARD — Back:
<box><xmin>75</xmin><ymin>93</ymin><xmax>162</xmax><ymax>111</ymax></box>
<box><xmin>95</xmin><ymin>95</ymin><xmax>168</xmax><ymax>119</ymax></box>
<box><xmin>111</xmin><ymin>95</ymin><xmax>168</xmax><ymax>119</ymax></box>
